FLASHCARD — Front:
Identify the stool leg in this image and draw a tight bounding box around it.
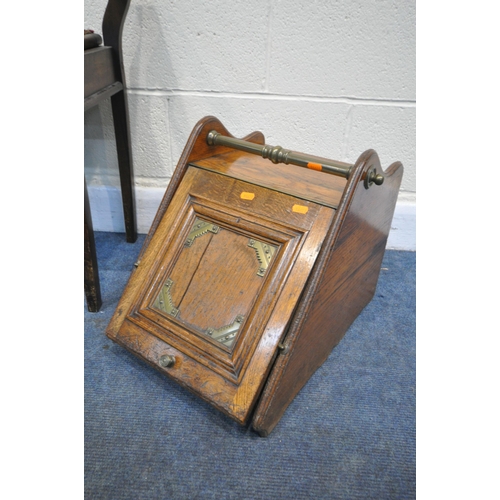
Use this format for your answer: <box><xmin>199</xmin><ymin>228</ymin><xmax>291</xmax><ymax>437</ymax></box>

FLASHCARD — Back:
<box><xmin>84</xmin><ymin>178</ymin><xmax>102</xmax><ymax>312</ymax></box>
<box><xmin>110</xmin><ymin>90</ymin><xmax>137</xmax><ymax>243</ymax></box>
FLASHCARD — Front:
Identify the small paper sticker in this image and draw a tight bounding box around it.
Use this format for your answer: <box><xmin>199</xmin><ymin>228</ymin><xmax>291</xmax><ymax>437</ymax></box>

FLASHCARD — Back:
<box><xmin>292</xmin><ymin>204</ymin><xmax>309</xmax><ymax>214</ymax></box>
<box><xmin>307</xmin><ymin>162</ymin><xmax>323</xmax><ymax>171</ymax></box>
<box><xmin>240</xmin><ymin>192</ymin><xmax>255</xmax><ymax>200</ymax></box>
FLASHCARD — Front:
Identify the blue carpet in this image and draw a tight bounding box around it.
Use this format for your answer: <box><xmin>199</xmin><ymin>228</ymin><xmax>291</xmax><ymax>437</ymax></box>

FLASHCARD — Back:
<box><xmin>85</xmin><ymin>232</ymin><xmax>416</xmax><ymax>499</ymax></box>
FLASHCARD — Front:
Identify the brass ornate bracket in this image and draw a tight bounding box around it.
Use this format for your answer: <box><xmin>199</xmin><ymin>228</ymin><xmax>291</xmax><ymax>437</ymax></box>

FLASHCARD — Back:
<box><xmin>153</xmin><ymin>278</ymin><xmax>179</xmax><ymax>317</ymax></box>
<box><xmin>185</xmin><ymin>218</ymin><xmax>220</xmax><ymax>247</ymax></box>
<box><xmin>207</xmin><ymin>314</ymin><xmax>245</xmax><ymax>347</ymax></box>
<box><xmin>248</xmin><ymin>239</ymin><xmax>277</xmax><ymax>277</ymax></box>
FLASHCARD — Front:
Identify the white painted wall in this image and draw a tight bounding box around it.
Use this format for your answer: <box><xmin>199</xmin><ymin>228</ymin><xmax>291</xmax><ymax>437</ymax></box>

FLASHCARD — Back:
<box><xmin>85</xmin><ymin>0</ymin><xmax>415</xmax><ymax>250</ymax></box>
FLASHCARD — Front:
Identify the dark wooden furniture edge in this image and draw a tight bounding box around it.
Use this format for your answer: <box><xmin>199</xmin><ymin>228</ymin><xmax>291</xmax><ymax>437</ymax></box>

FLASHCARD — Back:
<box><xmin>85</xmin><ymin>32</ymin><xmax>103</xmax><ymax>50</ymax></box>
<box><xmin>85</xmin><ymin>0</ymin><xmax>136</xmax><ymax>243</ymax></box>
<box><xmin>84</xmin><ymin>81</ymin><xmax>123</xmax><ymax>111</ymax></box>
<box><xmin>84</xmin><ymin>47</ymin><xmax>116</xmax><ymax>99</ymax></box>
<box><xmin>103</xmin><ymin>0</ymin><xmax>136</xmax><ymax>243</ymax></box>
<box><xmin>84</xmin><ymin>0</ymin><xmax>136</xmax><ymax>312</ymax></box>
<box><xmin>84</xmin><ymin>178</ymin><xmax>102</xmax><ymax>312</ymax></box>
<box><xmin>251</xmin><ymin>152</ymin><xmax>404</xmax><ymax>436</ymax></box>
<box><xmin>102</xmin><ymin>0</ymin><xmax>131</xmax><ymax>86</ymax></box>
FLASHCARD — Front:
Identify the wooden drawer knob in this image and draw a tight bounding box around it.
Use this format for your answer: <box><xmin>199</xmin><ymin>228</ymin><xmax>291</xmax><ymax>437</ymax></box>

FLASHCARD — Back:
<box><xmin>158</xmin><ymin>354</ymin><xmax>175</xmax><ymax>368</ymax></box>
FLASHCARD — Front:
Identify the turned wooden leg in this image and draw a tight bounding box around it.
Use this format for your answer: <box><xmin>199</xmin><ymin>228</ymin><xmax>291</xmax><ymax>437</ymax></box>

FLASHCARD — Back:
<box><xmin>84</xmin><ymin>178</ymin><xmax>102</xmax><ymax>312</ymax></box>
<box><xmin>110</xmin><ymin>90</ymin><xmax>137</xmax><ymax>243</ymax></box>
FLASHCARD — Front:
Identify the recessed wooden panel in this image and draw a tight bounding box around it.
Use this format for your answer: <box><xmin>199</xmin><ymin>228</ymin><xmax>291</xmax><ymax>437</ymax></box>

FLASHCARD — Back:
<box><xmin>151</xmin><ymin>217</ymin><xmax>278</xmax><ymax>348</ymax></box>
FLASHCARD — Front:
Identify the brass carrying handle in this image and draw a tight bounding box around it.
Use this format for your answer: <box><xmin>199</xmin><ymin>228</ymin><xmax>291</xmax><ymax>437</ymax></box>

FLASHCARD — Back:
<box><xmin>206</xmin><ymin>130</ymin><xmax>384</xmax><ymax>186</ymax></box>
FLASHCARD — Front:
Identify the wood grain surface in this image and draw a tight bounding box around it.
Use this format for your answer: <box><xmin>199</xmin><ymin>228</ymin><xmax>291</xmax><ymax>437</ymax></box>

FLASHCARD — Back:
<box><xmin>107</xmin><ymin>166</ymin><xmax>334</xmax><ymax>424</ymax></box>
<box><xmin>251</xmin><ymin>150</ymin><xmax>403</xmax><ymax>436</ymax></box>
<box><xmin>191</xmin><ymin>149</ymin><xmax>346</xmax><ymax>208</ymax></box>
<box><xmin>106</xmin><ymin>116</ymin><xmax>403</xmax><ymax>435</ymax></box>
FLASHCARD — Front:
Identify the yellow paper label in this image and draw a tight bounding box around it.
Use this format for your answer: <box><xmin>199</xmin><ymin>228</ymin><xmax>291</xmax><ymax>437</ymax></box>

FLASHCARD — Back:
<box><xmin>240</xmin><ymin>192</ymin><xmax>255</xmax><ymax>200</ymax></box>
<box><xmin>292</xmin><ymin>204</ymin><xmax>309</xmax><ymax>214</ymax></box>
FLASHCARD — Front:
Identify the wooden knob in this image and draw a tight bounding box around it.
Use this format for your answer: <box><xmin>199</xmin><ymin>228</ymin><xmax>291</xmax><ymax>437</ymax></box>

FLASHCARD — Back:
<box><xmin>159</xmin><ymin>354</ymin><xmax>175</xmax><ymax>368</ymax></box>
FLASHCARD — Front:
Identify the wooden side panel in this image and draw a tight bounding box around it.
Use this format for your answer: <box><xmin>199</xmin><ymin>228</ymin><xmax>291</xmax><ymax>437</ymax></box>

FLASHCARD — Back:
<box><xmin>84</xmin><ymin>47</ymin><xmax>116</xmax><ymax>98</ymax></box>
<box><xmin>252</xmin><ymin>152</ymin><xmax>403</xmax><ymax>436</ymax></box>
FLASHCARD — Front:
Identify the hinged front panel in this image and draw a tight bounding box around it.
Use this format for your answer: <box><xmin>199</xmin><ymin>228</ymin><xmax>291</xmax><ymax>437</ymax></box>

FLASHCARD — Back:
<box><xmin>107</xmin><ymin>166</ymin><xmax>334</xmax><ymax>423</ymax></box>
<box><xmin>128</xmin><ymin>196</ymin><xmax>302</xmax><ymax>384</ymax></box>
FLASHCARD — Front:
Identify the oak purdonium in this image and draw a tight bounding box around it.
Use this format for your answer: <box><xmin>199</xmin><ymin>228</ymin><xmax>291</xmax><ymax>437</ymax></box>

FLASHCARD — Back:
<box><xmin>106</xmin><ymin>116</ymin><xmax>403</xmax><ymax>436</ymax></box>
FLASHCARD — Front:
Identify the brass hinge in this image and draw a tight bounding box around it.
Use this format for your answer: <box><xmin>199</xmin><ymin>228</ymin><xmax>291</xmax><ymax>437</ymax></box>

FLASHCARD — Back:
<box><xmin>277</xmin><ymin>341</ymin><xmax>290</xmax><ymax>355</ymax></box>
